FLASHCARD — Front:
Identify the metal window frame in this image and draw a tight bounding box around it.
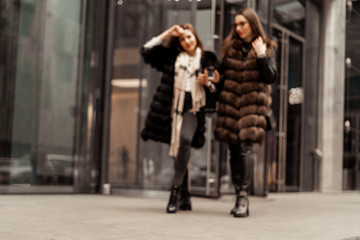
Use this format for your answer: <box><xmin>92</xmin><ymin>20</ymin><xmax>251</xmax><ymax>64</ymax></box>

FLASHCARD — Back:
<box><xmin>273</xmin><ymin>23</ymin><xmax>305</xmax><ymax>192</ymax></box>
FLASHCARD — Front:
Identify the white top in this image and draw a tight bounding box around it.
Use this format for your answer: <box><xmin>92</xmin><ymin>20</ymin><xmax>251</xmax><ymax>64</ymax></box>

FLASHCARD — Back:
<box><xmin>185</xmin><ymin>56</ymin><xmax>193</xmax><ymax>92</ymax></box>
<box><xmin>143</xmin><ymin>37</ymin><xmax>161</xmax><ymax>49</ymax></box>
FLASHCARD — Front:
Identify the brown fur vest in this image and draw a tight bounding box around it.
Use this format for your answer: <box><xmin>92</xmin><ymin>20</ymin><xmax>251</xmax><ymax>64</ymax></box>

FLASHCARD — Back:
<box><xmin>215</xmin><ymin>41</ymin><xmax>272</xmax><ymax>145</ymax></box>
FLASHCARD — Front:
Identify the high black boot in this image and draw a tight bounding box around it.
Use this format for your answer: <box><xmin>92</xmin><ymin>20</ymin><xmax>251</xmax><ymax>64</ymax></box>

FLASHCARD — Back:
<box><xmin>230</xmin><ymin>175</ymin><xmax>242</xmax><ymax>215</ymax></box>
<box><xmin>233</xmin><ymin>191</ymin><xmax>249</xmax><ymax>217</ymax></box>
<box><xmin>179</xmin><ymin>170</ymin><xmax>192</xmax><ymax>211</ymax></box>
<box><xmin>231</xmin><ymin>184</ymin><xmax>250</xmax><ymax>218</ymax></box>
<box><xmin>166</xmin><ymin>185</ymin><xmax>180</xmax><ymax>213</ymax></box>
<box><xmin>229</xmin><ymin>142</ymin><xmax>254</xmax><ymax>218</ymax></box>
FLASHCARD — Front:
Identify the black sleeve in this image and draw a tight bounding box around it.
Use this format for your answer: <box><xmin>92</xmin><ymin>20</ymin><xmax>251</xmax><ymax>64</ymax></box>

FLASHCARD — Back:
<box><xmin>200</xmin><ymin>51</ymin><xmax>223</xmax><ymax>102</ymax></box>
<box><xmin>257</xmin><ymin>48</ymin><xmax>278</xmax><ymax>84</ymax></box>
<box><xmin>140</xmin><ymin>45</ymin><xmax>175</xmax><ymax>72</ymax></box>
<box><xmin>213</xmin><ymin>62</ymin><xmax>226</xmax><ymax>100</ymax></box>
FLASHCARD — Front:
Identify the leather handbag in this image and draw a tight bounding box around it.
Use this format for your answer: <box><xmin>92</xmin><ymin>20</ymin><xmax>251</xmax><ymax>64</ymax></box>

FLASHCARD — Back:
<box><xmin>265</xmin><ymin>109</ymin><xmax>277</xmax><ymax>131</ymax></box>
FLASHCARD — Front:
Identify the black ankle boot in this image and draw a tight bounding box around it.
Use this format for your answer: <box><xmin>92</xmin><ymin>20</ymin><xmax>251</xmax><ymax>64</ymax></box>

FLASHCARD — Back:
<box><xmin>179</xmin><ymin>191</ymin><xmax>192</xmax><ymax>211</ymax></box>
<box><xmin>233</xmin><ymin>192</ymin><xmax>249</xmax><ymax>218</ymax></box>
<box><xmin>230</xmin><ymin>178</ymin><xmax>241</xmax><ymax>215</ymax></box>
<box><xmin>166</xmin><ymin>185</ymin><xmax>180</xmax><ymax>213</ymax></box>
<box><xmin>229</xmin><ymin>143</ymin><xmax>253</xmax><ymax>217</ymax></box>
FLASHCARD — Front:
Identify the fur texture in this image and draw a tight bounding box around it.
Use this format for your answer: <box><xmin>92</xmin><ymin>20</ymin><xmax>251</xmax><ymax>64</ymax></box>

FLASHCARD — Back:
<box><xmin>141</xmin><ymin>45</ymin><xmax>219</xmax><ymax>148</ymax></box>
<box><xmin>215</xmin><ymin>39</ymin><xmax>273</xmax><ymax>144</ymax></box>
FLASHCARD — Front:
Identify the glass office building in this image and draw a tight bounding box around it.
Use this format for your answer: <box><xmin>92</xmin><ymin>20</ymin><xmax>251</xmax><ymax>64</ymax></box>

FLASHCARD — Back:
<box><xmin>0</xmin><ymin>0</ymin><xmax>359</xmax><ymax>195</ymax></box>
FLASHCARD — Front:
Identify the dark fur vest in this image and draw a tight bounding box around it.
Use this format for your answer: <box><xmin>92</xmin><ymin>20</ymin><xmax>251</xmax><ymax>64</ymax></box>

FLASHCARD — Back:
<box><xmin>140</xmin><ymin>45</ymin><xmax>219</xmax><ymax>148</ymax></box>
<box><xmin>215</xmin><ymin>40</ymin><xmax>272</xmax><ymax>145</ymax></box>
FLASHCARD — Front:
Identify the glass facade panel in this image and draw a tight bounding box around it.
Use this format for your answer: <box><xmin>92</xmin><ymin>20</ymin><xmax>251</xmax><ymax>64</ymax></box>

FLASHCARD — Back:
<box><xmin>285</xmin><ymin>37</ymin><xmax>303</xmax><ymax>191</ymax></box>
<box><xmin>273</xmin><ymin>0</ymin><xmax>305</xmax><ymax>37</ymax></box>
<box><xmin>0</xmin><ymin>0</ymin><xmax>82</xmax><ymax>192</ymax></box>
<box><xmin>269</xmin><ymin>26</ymin><xmax>304</xmax><ymax>192</ymax></box>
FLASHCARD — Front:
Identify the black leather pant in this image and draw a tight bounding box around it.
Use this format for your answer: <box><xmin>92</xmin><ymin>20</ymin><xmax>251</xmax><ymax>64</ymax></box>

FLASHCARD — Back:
<box><xmin>228</xmin><ymin>141</ymin><xmax>254</xmax><ymax>194</ymax></box>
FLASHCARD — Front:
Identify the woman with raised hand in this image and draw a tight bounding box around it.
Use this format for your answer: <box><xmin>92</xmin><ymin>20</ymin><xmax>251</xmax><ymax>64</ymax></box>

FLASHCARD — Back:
<box><xmin>140</xmin><ymin>23</ymin><xmax>219</xmax><ymax>213</ymax></box>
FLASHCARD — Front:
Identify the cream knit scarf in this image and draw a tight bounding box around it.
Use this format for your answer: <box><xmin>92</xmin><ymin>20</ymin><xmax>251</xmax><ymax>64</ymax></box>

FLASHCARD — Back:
<box><xmin>169</xmin><ymin>47</ymin><xmax>206</xmax><ymax>157</ymax></box>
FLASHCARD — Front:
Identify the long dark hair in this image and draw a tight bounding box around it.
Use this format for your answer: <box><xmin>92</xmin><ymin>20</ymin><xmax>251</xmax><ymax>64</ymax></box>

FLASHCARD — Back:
<box><xmin>164</xmin><ymin>23</ymin><xmax>204</xmax><ymax>52</ymax></box>
<box><xmin>221</xmin><ymin>8</ymin><xmax>276</xmax><ymax>58</ymax></box>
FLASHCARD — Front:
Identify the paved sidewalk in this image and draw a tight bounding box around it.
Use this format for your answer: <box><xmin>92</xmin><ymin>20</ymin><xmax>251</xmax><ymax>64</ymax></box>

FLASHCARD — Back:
<box><xmin>1</xmin><ymin>192</ymin><xmax>360</xmax><ymax>240</ymax></box>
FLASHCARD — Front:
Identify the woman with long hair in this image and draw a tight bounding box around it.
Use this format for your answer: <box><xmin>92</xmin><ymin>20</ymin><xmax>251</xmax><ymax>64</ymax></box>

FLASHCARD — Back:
<box><xmin>141</xmin><ymin>23</ymin><xmax>219</xmax><ymax>213</ymax></box>
<box><xmin>215</xmin><ymin>8</ymin><xmax>278</xmax><ymax>217</ymax></box>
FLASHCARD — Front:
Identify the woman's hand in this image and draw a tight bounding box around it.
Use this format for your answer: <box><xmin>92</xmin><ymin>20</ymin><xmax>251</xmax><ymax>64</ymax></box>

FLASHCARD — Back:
<box><xmin>211</xmin><ymin>69</ymin><xmax>220</xmax><ymax>83</ymax></box>
<box><xmin>252</xmin><ymin>36</ymin><xmax>267</xmax><ymax>57</ymax></box>
<box><xmin>198</xmin><ymin>68</ymin><xmax>220</xmax><ymax>86</ymax></box>
<box><xmin>198</xmin><ymin>71</ymin><xmax>208</xmax><ymax>86</ymax></box>
<box><xmin>158</xmin><ymin>25</ymin><xmax>184</xmax><ymax>41</ymax></box>
<box><xmin>168</xmin><ymin>25</ymin><xmax>184</xmax><ymax>37</ymax></box>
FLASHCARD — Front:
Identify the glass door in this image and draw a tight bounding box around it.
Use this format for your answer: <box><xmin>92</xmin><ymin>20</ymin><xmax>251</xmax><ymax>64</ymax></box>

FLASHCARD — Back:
<box><xmin>0</xmin><ymin>0</ymin><xmax>84</xmax><ymax>193</ymax></box>
<box><xmin>269</xmin><ymin>25</ymin><xmax>305</xmax><ymax>192</ymax></box>
<box><xmin>106</xmin><ymin>0</ymin><xmax>157</xmax><ymax>189</ymax></box>
<box><xmin>104</xmin><ymin>0</ymin><xmax>222</xmax><ymax>197</ymax></box>
<box><xmin>188</xmin><ymin>0</ymin><xmax>222</xmax><ymax>197</ymax></box>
